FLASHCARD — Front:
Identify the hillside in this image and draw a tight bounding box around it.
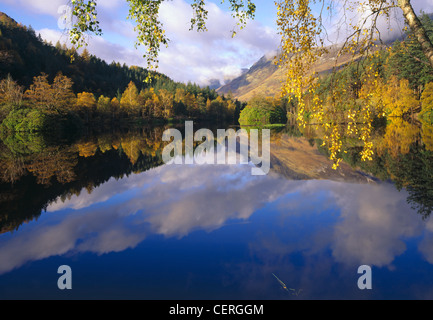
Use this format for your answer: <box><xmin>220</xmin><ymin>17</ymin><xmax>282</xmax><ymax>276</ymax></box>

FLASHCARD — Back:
<box><xmin>217</xmin><ymin>45</ymin><xmax>366</xmax><ymax>102</ymax></box>
<box><xmin>0</xmin><ymin>11</ymin><xmax>239</xmax><ymax>129</ymax></box>
<box><xmin>0</xmin><ymin>11</ymin><xmax>175</xmax><ymax>97</ymax></box>
<box><xmin>216</xmin><ymin>38</ymin><xmax>402</xmax><ymax>102</ymax></box>
<box><xmin>218</xmin><ymin>54</ymin><xmax>279</xmax><ymax>101</ymax></box>
<box><xmin>0</xmin><ymin>12</ymin><xmax>17</xmax><ymax>26</ymax></box>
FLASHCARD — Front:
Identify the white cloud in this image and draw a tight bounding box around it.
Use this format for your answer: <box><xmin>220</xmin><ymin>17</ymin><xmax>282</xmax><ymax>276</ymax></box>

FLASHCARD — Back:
<box><xmin>330</xmin><ymin>183</ymin><xmax>423</xmax><ymax>267</ymax></box>
<box><xmin>0</xmin><ymin>160</ymin><xmax>293</xmax><ymax>274</ymax></box>
<box><xmin>154</xmin><ymin>0</ymin><xmax>279</xmax><ymax>85</ymax></box>
<box><xmin>35</xmin><ymin>27</ymin><xmax>149</xmax><ymax>70</ymax></box>
<box><xmin>36</xmin><ymin>28</ymin><xmax>67</xmax><ymax>45</ymax></box>
<box><xmin>2</xmin><ymin>0</ymin><xmax>67</xmax><ymax>17</ymax></box>
<box><xmin>1</xmin><ymin>159</ymin><xmax>433</xmax><ymax>276</ymax></box>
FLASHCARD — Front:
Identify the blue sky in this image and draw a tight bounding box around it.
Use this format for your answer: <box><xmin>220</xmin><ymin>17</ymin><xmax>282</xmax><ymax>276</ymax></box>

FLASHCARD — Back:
<box><xmin>0</xmin><ymin>0</ymin><xmax>281</xmax><ymax>86</ymax></box>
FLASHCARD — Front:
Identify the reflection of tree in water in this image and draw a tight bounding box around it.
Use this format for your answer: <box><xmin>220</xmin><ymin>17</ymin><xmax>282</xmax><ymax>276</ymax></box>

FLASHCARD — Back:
<box><xmin>333</xmin><ymin>117</ymin><xmax>433</xmax><ymax>220</ymax></box>
<box><xmin>421</xmin><ymin>120</ymin><xmax>433</xmax><ymax>152</ymax></box>
<box><xmin>376</xmin><ymin>118</ymin><xmax>420</xmax><ymax>158</ymax></box>
<box><xmin>0</xmin><ymin>126</ymin><xmax>167</xmax><ymax>234</ymax></box>
<box><xmin>2</xmin><ymin>120</ymin><xmax>433</xmax><ymax>232</ymax></box>
<box><xmin>0</xmin><ymin>155</ymin><xmax>26</xmax><ymax>184</ymax></box>
<box><xmin>26</xmin><ymin>147</ymin><xmax>78</xmax><ymax>185</ymax></box>
<box><xmin>376</xmin><ymin>119</ymin><xmax>433</xmax><ymax>220</ymax></box>
<box><xmin>389</xmin><ymin>144</ymin><xmax>433</xmax><ymax>220</ymax></box>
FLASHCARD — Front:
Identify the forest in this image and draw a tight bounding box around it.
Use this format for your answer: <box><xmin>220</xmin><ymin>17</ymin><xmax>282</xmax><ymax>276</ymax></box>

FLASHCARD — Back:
<box><xmin>0</xmin><ymin>12</ymin><xmax>243</xmax><ymax>133</ymax></box>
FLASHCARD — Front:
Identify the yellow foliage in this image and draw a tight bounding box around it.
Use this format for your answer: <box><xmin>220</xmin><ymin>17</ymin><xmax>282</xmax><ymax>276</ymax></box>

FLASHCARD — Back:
<box><xmin>274</xmin><ymin>0</ymin><xmax>395</xmax><ymax>168</ymax></box>
<box><xmin>0</xmin><ymin>75</ymin><xmax>23</xmax><ymax>106</ymax></box>
<box><xmin>382</xmin><ymin>76</ymin><xmax>419</xmax><ymax>117</ymax></box>
<box><xmin>121</xmin><ymin>137</ymin><xmax>145</xmax><ymax>164</ymax></box>
<box><xmin>76</xmin><ymin>92</ymin><xmax>96</xmax><ymax>109</ymax></box>
<box><xmin>421</xmin><ymin>120</ymin><xmax>433</xmax><ymax>152</ymax></box>
<box><xmin>420</xmin><ymin>82</ymin><xmax>433</xmax><ymax>119</ymax></box>
<box><xmin>120</xmin><ymin>81</ymin><xmax>140</xmax><ymax>110</ymax></box>
<box><xmin>158</xmin><ymin>89</ymin><xmax>174</xmax><ymax>118</ymax></box>
<box><xmin>24</xmin><ymin>73</ymin><xmax>75</xmax><ymax>113</ymax></box>
<box><xmin>77</xmin><ymin>141</ymin><xmax>98</xmax><ymax>157</ymax></box>
<box><xmin>111</xmin><ymin>97</ymin><xmax>120</xmax><ymax>108</ymax></box>
<box><xmin>377</xmin><ymin>117</ymin><xmax>419</xmax><ymax>158</ymax></box>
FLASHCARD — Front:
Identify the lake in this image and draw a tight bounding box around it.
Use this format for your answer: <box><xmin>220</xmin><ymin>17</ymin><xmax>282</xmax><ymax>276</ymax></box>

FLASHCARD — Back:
<box><xmin>0</xmin><ymin>121</ymin><xmax>433</xmax><ymax>300</ymax></box>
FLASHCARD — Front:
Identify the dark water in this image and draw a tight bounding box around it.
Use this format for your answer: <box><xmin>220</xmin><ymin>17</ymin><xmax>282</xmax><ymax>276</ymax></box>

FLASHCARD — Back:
<box><xmin>0</xmin><ymin>122</ymin><xmax>433</xmax><ymax>300</ymax></box>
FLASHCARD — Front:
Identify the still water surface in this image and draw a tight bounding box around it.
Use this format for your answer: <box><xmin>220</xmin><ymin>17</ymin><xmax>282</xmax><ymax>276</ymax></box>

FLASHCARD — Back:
<box><xmin>0</xmin><ymin>123</ymin><xmax>432</xmax><ymax>299</ymax></box>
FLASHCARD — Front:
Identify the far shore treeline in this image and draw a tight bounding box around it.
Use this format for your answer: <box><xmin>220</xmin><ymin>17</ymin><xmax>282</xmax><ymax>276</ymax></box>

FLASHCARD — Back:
<box><xmin>0</xmin><ymin>12</ymin><xmax>244</xmax><ymax>133</ymax></box>
<box><xmin>3</xmin><ymin>9</ymin><xmax>433</xmax><ymax>137</ymax></box>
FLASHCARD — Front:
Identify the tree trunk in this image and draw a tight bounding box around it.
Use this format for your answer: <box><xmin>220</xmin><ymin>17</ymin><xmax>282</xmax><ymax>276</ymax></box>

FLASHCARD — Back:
<box><xmin>398</xmin><ymin>0</ymin><xmax>433</xmax><ymax>69</ymax></box>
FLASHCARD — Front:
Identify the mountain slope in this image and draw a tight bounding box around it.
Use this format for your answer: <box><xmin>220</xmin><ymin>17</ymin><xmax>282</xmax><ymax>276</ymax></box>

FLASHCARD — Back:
<box><xmin>217</xmin><ymin>45</ymin><xmax>361</xmax><ymax>102</ymax></box>
<box><xmin>0</xmin><ymin>11</ymin><xmax>174</xmax><ymax>98</ymax></box>
<box><xmin>0</xmin><ymin>12</ymin><xmax>17</xmax><ymax>26</ymax></box>
<box><xmin>218</xmin><ymin>55</ymin><xmax>279</xmax><ymax>100</ymax></box>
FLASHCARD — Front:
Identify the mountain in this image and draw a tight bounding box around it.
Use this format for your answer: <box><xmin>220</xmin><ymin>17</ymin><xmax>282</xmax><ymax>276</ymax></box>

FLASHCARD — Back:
<box><xmin>206</xmin><ymin>78</ymin><xmax>223</xmax><ymax>90</ymax></box>
<box><xmin>218</xmin><ymin>54</ymin><xmax>279</xmax><ymax>101</ymax></box>
<box><xmin>217</xmin><ymin>20</ymin><xmax>416</xmax><ymax>103</ymax></box>
<box><xmin>217</xmin><ymin>45</ymin><xmax>364</xmax><ymax>102</ymax></box>
<box><xmin>0</xmin><ymin>12</ymin><xmax>17</xmax><ymax>26</ymax></box>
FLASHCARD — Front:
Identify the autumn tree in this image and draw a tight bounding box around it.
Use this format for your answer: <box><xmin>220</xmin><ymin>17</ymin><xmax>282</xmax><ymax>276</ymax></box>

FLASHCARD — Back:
<box><xmin>51</xmin><ymin>73</ymin><xmax>75</xmax><ymax>110</ymax></box>
<box><xmin>381</xmin><ymin>76</ymin><xmax>419</xmax><ymax>117</ymax></box>
<box><xmin>139</xmin><ymin>88</ymin><xmax>154</xmax><ymax>117</ymax></box>
<box><xmin>184</xmin><ymin>92</ymin><xmax>197</xmax><ymax>117</ymax></box>
<box><xmin>0</xmin><ymin>75</ymin><xmax>23</xmax><ymax>121</ymax></box>
<box><xmin>150</xmin><ymin>90</ymin><xmax>163</xmax><ymax>118</ymax></box>
<box><xmin>77</xmin><ymin>141</ymin><xmax>99</xmax><ymax>158</ymax></box>
<box><xmin>81</xmin><ymin>47</ymin><xmax>91</xmax><ymax>62</ymax></box>
<box><xmin>24</xmin><ymin>73</ymin><xmax>52</xmax><ymax>111</ymax></box>
<box><xmin>174</xmin><ymin>87</ymin><xmax>187</xmax><ymax>115</ymax></box>
<box><xmin>208</xmin><ymin>95</ymin><xmax>227</xmax><ymax>121</ymax></box>
<box><xmin>0</xmin><ymin>74</ymin><xmax>23</xmax><ymax>107</ymax></box>
<box><xmin>158</xmin><ymin>88</ymin><xmax>174</xmax><ymax>118</ymax></box>
<box><xmin>377</xmin><ymin>117</ymin><xmax>419</xmax><ymax>158</ymax></box>
<box><xmin>226</xmin><ymin>98</ymin><xmax>237</xmax><ymax>122</ymax></box>
<box><xmin>174</xmin><ymin>87</ymin><xmax>186</xmax><ymax>104</ymax></box>
<box><xmin>196</xmin><ymin>93</ymin><xmax>207</xmax><ymax>115</ymax></box>
<box><xmin>110</xmin><ymin>97</ymin><xmax>120</xmax><ymax>120</ymax></box>
<box><xmin>76</xmin><ymin>92</ymin><xmax>96</xmax><ymax>109</ymax></box>
<box><xmin>96</xmin><ymin>95</ymin><xmax>112</xmax><ymax>119</ymax></box>
<box><xmin>76</xmin><ymin>91</ymin><xmax>96</xmax><ymax>122</ymax></box>
<box><xmin>120</xmin><ymin>81</ymin><xmax>140</xmax><ymax>117</ymax></box>
<box><xmin>24</xmin><ymin>73</ymin><xmax>75</xmax><ymax>114</ymax></box>
<box><xmin>141</xmin><ymin>88</ymin><xmax>164</xmax><ymax>118</ymax></box>
<box><xmin>420</xmin><ymin>81</ymin><xmax>433</xmax><ymax>122</ymax></box>
<box><xmin>26</xmin><ymin>147</ymin><xmax>77</xmax><ymax>185</ymax></box>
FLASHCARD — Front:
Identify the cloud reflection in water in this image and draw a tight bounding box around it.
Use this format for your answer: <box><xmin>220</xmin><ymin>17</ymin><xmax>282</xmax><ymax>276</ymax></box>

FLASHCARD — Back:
<box><xmin>0</xmin><ymin>157</ymin><xmax>431</xmax><ymax>289</ymax></box>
